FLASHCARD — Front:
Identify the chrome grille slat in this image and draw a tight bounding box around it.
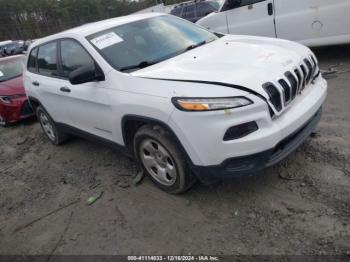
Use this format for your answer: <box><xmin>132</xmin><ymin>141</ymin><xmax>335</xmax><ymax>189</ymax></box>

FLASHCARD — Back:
<box><xmin>309</xmin><ymin>56</ymin><xmax>317</xmax><ymax>79</ymax></box>
<box><xmin>310</xmin><ymin>55</ymin><xmax>317</xmax><ymax>65</ymax></box>
<box><xmin>304</xmin><ymin>58</ymin><xmax>313</xmax><ymax>84</ymax></box>
<box><xmin>294</xmin><ymin>68</ymin><xmax>302</xmax><ymax>93</ymax></box>
<box><xmin>285</xmin><ymin>72</ymin><xmax>298</xmax><ymax>99</ymax></box>
<box><xmin>278</xmin><ymin>79</ymin><xmax>291</xmax><ymax>104</ymax></box>
<box><xmin>263</xmin><ymin>83</ymin><xmax>283</xmax><ymax>112</ymax></box>
<box><xmin>300</xmin><ymin>64</ymin><xmax>307</xmax><ymax>91</ymax></box>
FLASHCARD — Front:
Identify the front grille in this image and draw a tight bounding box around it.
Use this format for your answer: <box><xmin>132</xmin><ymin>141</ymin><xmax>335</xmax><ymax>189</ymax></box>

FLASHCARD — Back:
<box><xmin>263</xmin><ymin>56</ymin><xmax>318</xmax><ymax>115</ymax></box>
<box><xmin>21</xmin><ymin>101</ymin><xmax>34</xmax><ymax>116</ymax></box>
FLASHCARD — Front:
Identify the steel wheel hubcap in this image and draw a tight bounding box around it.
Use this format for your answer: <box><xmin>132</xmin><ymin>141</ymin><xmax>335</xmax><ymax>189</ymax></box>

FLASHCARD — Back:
<box><xmin>140</xmin><ymin>139</ymin><xmax>177</xmax><ymax>186</ymax></box>
<box><xmin>40</xmin><ymin>112</ymin><xmax>55</xmax><ymax>141</ymax></box>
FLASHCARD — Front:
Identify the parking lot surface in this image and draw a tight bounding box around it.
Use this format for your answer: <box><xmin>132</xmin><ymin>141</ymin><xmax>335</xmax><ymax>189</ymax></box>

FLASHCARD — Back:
<box><xmin>0</xmin><ymin>45</ymin><xmax>349</xmax><ymax>255</ymax></box>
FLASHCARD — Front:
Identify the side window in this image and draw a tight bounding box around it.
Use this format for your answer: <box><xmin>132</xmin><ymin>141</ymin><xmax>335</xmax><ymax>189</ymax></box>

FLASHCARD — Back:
<box><xmin>60</xmin><ymin>39</ymin><xmax>95</xmax><ymax>78</ymax></box>
<box><xmin>250</xmin><ymin>0</ymin><xmax>265</xmax><ymax>4</ymax></box>
<box><xmin>27</xmin><ymin>47</ymin><xmax>38</xmax><ymax>72</ymax></box>
<box><xmin>183</xmin><ymin>5</ymin><xmax>195</xmax><ymax>18</ymax></box>
<box><xmin>222</xmin><ymin>0</ymin><xmax>251</xmax><ymax>11</ymax></box>
<box><xmin>171</xmin><ymin>7</ymin><xmax>182</xmax><ymax>16</ymax></box>
<box><xmin>38</xmin><ymin>42</ymin><xmax>58</xmax><ymax>77</ymax></box>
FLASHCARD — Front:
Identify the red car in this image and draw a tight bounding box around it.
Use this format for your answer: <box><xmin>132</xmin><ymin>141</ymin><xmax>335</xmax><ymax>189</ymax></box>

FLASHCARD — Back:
<box><xmin>0</xmin><ymin>55</ymin><xmax>34</xmax><ymax>125</ymax></box>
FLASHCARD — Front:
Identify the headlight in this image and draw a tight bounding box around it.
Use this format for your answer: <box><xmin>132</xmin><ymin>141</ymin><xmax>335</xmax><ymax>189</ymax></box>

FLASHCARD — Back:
<box><xmin>0</xmin><ymin>96</ymin><xmax>12</xmax><ymax>104</ymax></box>
<box><xmin>172</xmin><ymin>97</ymin><xmax>253</xmax><ymax>111</ymax></box>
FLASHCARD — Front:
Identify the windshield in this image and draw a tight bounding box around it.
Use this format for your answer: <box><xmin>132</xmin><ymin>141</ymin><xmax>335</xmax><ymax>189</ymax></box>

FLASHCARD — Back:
<box><xmin>210</xmin><ymin>0</ymin><xmax>224</xmax><ymax>10</ymax></box>
<box><xmin>0</xmin><ymin>56</ymin><xmax>24</xmax><ymax>82</ymax></box>
<box><xmin>87</xmin><ymin>15</ymin><xmax>218</xmax><ymax>72</ymax></box>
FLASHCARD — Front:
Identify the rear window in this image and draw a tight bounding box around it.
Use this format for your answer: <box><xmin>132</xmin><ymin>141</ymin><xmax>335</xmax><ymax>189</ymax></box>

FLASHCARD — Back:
<box><xmin>182</xmin><ymin>5</ymin><xmax>195</xmax><ymax>18</ymax></box>
<box><xmin>37</xmin><ymin>42</ymin><xmax>58</xmax><ymax>77</ymax></box>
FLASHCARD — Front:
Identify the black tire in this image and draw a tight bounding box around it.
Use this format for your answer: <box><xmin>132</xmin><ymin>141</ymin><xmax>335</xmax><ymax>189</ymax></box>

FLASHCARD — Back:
<box><xmin>36</xmin><ymin>106</ymin><xmax>69</xmax><ymax>145</ymax></box>
<box><xmin>134</xmin><ymin>125</ymin><xmax>196</xmax><ymax>194</ymax></box>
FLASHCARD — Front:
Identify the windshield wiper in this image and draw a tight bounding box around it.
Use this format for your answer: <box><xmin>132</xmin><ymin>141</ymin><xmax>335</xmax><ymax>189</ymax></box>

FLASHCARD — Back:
<box><xmin>185</xmin><ymin>40</ymin><xmax>207</xmax><ymax>51</ymax></box>
<box><xmin>119</xmin><ymin>61</ymin><xmax>157</xmax><ymax>72</ymax></box>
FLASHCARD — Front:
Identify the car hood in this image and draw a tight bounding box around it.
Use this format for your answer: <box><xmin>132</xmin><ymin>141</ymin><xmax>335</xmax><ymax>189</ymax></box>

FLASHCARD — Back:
<box><xmin>0</xmin><ymin>75</ymin><xmax>25</xmax><ymax>96</ymax></box>
<box><xmin>131</xmin><ymin>35</ymin><xmax>313</xmax><ymax>99</ymax></box>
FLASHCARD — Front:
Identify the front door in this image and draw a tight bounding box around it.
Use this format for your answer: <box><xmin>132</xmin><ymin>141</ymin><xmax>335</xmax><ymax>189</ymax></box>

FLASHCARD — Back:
<box><xmin>274</xmin><ymin>0</ymin><xmax>350</xmax><ymax>46</ymax></box>
<box><xmin>57</xmin><ymin>39</ymin><xmax>114</xmax><ymax>140</ymax></box>
<box><xmin>225</xmin><ymin>0</ymin><xmax>276</xmax><ymax>37</ymax></box>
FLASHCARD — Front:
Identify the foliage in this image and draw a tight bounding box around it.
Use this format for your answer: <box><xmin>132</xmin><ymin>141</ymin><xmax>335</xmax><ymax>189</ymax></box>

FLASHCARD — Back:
<box><xmin>0</xmin><ymin>0</ymin><xmax>186</xmax><ymax>41</ymax></box>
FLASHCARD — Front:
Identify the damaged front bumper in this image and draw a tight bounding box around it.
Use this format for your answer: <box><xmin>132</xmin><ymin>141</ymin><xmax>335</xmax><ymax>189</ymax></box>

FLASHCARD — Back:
<box><xmin>191</xmin><ymin>107</ymin><xmax>322</xmax><ymax>183</ymax></box>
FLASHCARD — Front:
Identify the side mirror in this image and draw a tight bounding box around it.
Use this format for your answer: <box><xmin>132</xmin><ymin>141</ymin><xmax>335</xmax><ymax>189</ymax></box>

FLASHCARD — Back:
<box><xmin>69</xmin><ymin>64</ymin><xmax>105</xmax><ymax>85</ymax></box>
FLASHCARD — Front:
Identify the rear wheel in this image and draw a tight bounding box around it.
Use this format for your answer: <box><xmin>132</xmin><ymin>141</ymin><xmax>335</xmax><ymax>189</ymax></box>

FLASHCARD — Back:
<box><xmin>36</xmin><ymin>106</ymin><xmax>68</xmax><ymax>145</ymax></box>
<box><xmin>134</xmin><ymin>125</ymin><xmax>196</xmax><ymax>194</ymax></box>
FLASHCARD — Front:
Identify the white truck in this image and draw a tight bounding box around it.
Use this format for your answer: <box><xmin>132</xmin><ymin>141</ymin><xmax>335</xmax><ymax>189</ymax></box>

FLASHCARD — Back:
<box><xmin>196</xmin><ymin>0</ymin><xmax>350</xmax><ymax>47</ymax></box>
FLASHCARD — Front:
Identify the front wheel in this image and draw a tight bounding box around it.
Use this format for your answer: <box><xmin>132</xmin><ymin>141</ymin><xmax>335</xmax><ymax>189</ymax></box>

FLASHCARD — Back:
<box><xmin>134</xmin><ymin>125</ymin><xmax>196</xmax><ymax>194</ymax></box>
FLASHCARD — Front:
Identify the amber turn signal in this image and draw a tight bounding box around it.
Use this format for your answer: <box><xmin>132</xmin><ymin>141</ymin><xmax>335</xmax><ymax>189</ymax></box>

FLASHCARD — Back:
<box><xmin>172</xmin><ymin>97</ymin><xmax>253</xmax><ymax>112</ymax></box>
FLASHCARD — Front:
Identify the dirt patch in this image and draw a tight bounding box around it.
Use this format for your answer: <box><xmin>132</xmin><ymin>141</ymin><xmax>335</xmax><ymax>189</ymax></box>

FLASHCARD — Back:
<box><xmin>0</xmin><ymin>45</ymin><xmax>349</xmax><ymax>255</ymax></box>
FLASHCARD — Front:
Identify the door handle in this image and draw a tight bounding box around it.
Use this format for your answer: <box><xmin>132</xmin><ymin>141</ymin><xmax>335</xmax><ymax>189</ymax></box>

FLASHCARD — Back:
<box><xmin>268</xmin><ymin>3</ymin><xmax>273</xmax><ymax>16</ymax></box>
<box><xmin>60</xmin><ymin>86</ymin><xmax>71</xmax><ymax>93</ymax></box>
<box><xmin>32</xmin><ymin>81</ymin><xmax>40</xmax><ymax>86</ymax></box>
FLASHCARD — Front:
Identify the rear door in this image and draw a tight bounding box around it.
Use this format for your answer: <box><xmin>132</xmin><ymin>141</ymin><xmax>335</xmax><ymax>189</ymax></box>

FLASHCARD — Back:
<box><xmin>274</xmin><ymin>0</ymin><xmax>318</xmax><ymax>42</ymax></box>
<box><xmin>225</xmin><ymin>0</ymin><xmax>276</xmax><ymax>37</ymax></box>
<box><xmin>274</xmin><ymin>0</ymin><xmax>350</xmax><ymax>46</ymax></box>
<box><xmin>25</xmin><ymin>41</ymin><xmax>70</xmax><ymax>124</ymax></box>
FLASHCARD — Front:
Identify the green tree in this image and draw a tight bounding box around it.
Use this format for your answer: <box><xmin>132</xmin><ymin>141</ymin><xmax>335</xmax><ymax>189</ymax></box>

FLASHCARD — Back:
<box><xmin>0</xmin><ymin>0</ymin><xmax>180</xmax><ymax>41</ymax></box>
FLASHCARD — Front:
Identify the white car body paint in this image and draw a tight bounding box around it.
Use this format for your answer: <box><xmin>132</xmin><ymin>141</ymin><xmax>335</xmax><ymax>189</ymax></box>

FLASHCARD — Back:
<box><xmin>24</xmin><ymin>13</ymin><xmax>326</xmax><ymax>171</ymax></box>
<box><xmin>197</xmin><ymin>0</ymin><xmax>350</xmax><ymax>47</ymax></box>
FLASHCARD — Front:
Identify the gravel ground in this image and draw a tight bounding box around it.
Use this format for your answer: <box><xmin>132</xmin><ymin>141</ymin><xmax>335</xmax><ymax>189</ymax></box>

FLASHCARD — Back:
<box><xmin>0</xmin><ymin>45</ymin><xmax>349</xmax><ymax>256</ymax></box>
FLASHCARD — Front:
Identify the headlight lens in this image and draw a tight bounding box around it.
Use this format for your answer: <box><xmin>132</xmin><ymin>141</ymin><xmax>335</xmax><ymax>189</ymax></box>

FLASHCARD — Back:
<box><xmin>172</xmin><ymin>97</ymin><xmax>253</xmax><ymax>111</ymax></box>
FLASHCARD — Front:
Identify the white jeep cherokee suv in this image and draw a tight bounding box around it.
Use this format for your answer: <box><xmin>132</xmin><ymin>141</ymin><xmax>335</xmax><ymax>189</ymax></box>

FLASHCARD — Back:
<box><xmin>24</xmin><ymin>13</ymin><xmax>327</xmax><ymax>193</ymax></box>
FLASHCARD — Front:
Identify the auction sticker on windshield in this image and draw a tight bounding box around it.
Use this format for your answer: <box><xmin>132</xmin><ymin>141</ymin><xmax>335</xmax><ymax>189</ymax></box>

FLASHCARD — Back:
<box><xmin>0</xmin><ymin>71</ymin><xmax>4</xmax><ymax>77</ymax></box>
<box><xmin>90</xmin><ymin>32</ymin><xmax>123</xmax><ymax>50</ymax></box>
